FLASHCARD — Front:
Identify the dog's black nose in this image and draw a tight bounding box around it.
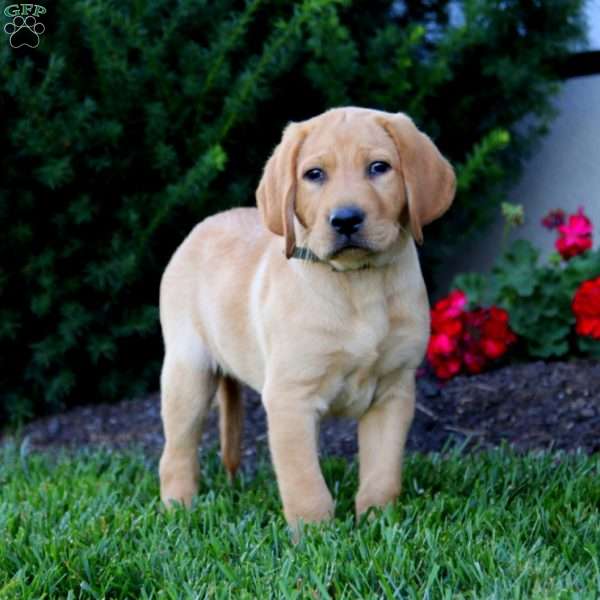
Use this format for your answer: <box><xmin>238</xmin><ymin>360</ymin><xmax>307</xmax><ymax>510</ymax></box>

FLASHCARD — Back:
<box><xmin>329</xmin><ymin>206</ymin><xmax>365</xmax><ymax>236</ymax></box>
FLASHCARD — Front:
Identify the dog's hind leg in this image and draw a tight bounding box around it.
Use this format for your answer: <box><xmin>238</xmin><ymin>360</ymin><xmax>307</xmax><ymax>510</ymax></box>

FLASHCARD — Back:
<box><xmin>217</xmin><ymin>375</ymin><xmax>244</xmax><ymax>481</ymax></box>
<box><xmin>159</xmin><ymin>337</ymin><xmax>218</xmax><ymax>508</ymax></box>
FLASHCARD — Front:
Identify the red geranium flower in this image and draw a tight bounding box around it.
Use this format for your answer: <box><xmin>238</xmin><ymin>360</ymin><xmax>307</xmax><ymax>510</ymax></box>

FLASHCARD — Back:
<box><xmin>541</xmin><ymin>209</ymin><xmax>566</xmax><ymax>230</ymax></box>
<box><xmin>555</xmin><ymin>207</ymin><xmax>592</xmax><ymax>260</ymax></box>
<box><xmin>572</xmin><ymin>276</ymin><xmax>600</xmax><ymax>339</ymax></box>
<box><xmin>427</xmin><ymin>334</ymin><xmax>463</xmax><ymax>379</ymax></box>
<box><xmin>432</xmin><ymin>289</ymin><xmax>467</xmax><ymax>321</ymax></box>
<box><xmin>480</xmin><ymin>307</ymin><xmax>516</xmax><ymax>359</ymax></box>
<box><xmin>463</xmin><ymin>349</ymin><xmax>487</xmax><ymax>374</ymax></box>
<box><xmin>439</xmin><ymin>359</ymin><xmax>462</xmax><ymax>379</ymax></box>
<box><xmin>427</xmin><ymin>291</ymin><xmax>517</xmax><ymax>379</ymax></box>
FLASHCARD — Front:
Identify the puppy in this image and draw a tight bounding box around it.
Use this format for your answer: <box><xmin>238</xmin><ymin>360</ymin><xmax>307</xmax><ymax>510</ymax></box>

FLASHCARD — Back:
<box><xmin>159</xmin><ymin>107</ymin><xmax>455</xmax><ymax>527</ymax></box>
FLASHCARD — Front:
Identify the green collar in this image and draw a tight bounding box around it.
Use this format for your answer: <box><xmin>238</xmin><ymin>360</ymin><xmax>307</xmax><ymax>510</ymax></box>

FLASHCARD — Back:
<box><xmin>290</xmin><ymin>246</ymin><xmax>323</xmax><ymax>263</ymax></box>
<box><xmin>290</xmin><ymin>246</ymin><xmax>371</xmax><ymax>272</ymax></box>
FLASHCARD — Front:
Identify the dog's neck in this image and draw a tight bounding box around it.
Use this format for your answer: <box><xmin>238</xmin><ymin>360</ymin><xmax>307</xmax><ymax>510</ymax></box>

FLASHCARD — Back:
<box><xmin>287</xmin><ymin>235</ymin><xmax>423</xmax><ymax>317</ymax></box>
<box><xmin>290</xmin><ymin>216</ymin><xmax>415</xmax><ymax>273</ymax></box>
<box><xmin>289</xmin><ymin>229</ymin><xmax>414</xmax><ymax>273</ymax></box>
<box><xmin>290</xmin><ymin>246</ymin><xmax>372</xmax><ymax>272</ymax></box>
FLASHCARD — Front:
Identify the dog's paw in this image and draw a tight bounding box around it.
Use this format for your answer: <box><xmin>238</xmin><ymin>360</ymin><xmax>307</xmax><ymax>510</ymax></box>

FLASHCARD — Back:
<box><xmin>4</xmin><ymin>15</ymin><xmax>45</xmax><ymax>48</ymax></box>
<box><xmin>160</xmin><ymin>481</ymin><xmax>197</xmax><ymax>509</ymax></box>
<box><xmin>159</xmin><ymin>454</ymin><xmax>199</xmax><ymax>509</ymax></box>
<box><xmin>355</xmin><ymin>484</ymin><xmax>400</xmax><ymax>519</ymax></box>
<box><xmin>284</xmin><ymin>492</ymin><xmax>335</xmax><ymax>530</ymax></box>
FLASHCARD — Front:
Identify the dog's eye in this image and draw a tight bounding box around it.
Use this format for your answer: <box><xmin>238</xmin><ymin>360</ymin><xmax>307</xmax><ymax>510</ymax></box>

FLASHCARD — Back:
<box><xmin>367</xmin><ymin>161</ymin><xmax>391</xmax><ymax>177</ymax></box>
<box><xmin>303</xmin><ymin>168</ymin><xmax>326</xmax><ymax>183</ymax></box>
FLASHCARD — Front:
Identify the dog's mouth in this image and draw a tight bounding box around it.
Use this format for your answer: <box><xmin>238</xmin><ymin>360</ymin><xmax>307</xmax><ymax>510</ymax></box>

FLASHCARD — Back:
<box><xmin>328</xmin><ymin>241</ymin><xmax>373</xmax><ymax>259</ymax></box>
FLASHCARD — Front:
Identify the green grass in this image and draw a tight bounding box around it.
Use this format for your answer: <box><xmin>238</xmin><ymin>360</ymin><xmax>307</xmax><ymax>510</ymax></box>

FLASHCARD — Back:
<box><xmin>1</xmin><ymin>444</ymin><xmax>599</xmax><ymax>599</ymax></box>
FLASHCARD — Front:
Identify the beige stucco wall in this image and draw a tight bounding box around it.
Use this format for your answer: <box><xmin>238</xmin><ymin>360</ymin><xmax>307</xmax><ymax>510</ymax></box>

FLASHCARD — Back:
<box><xmin>437</xmin><ymin>73</ymin><xmax>600</xmax><ymax>292</ymax></box>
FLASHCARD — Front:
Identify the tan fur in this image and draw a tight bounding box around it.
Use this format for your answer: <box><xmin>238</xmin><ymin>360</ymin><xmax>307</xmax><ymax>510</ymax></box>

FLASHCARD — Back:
<box><xmin>159</xmin><ymin>107</ymin><xmax>455</xmax><ymax>528</ymax></box>
<box><xmin>218</xmin><ymin>375</ymin><xmax>243</xmax><ymax>480</ymax></box>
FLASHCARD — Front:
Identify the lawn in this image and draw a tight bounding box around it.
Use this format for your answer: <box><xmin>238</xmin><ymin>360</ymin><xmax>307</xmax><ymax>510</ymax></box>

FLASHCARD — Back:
<box><xmin>1</xmin><ymin>444</ymin><xmax>599</xmax><ymax>599</ymax></box>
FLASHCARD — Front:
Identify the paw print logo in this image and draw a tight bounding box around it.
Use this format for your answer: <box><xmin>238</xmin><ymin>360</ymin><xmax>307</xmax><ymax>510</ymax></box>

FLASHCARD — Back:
<box><xmin>4</xmin><ymin>15</ymin><xmax>45</xmax><ymax>48</ymax></box>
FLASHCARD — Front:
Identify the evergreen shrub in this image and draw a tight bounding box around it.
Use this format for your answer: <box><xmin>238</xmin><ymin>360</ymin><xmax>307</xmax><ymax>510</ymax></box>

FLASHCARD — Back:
<box><xmin>0</xmin><ymin>0</ymin><xmax>586</xmax><ymax>422</ymax></box>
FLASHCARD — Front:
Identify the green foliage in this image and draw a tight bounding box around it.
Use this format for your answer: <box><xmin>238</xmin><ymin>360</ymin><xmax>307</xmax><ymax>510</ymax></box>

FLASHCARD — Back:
<box><xmin>1</xmin><ymin>445</ymin><xmax>599</xmax><ymax>597</ymax></box>
<box><xmin>454</xmin><ymin>242</ymin><xmax>600</xmax><ymax>359</ymax></box>
<box><xmin>0</xmin><ymin>0</ymin><xmax>586</xmax><ymax>422</ymax></box>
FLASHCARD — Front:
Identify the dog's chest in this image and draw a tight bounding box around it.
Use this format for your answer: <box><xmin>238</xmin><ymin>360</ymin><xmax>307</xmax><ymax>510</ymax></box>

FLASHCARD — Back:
<box><xmin>324</xmin><ymin>302</ymin><xmax>404</xmax><ymax>419</ymax></box>
<box><xmin>327</xmin><ymin>364</ymin><xmax>379</xmax><ymax>419</ymax></box>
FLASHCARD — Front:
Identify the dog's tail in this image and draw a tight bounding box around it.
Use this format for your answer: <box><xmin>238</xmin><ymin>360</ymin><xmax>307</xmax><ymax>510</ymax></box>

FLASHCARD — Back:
<box><xmin>217</xmin><ymin>375</ymin><xmax>244</xmax><ymax>481</ymax></box>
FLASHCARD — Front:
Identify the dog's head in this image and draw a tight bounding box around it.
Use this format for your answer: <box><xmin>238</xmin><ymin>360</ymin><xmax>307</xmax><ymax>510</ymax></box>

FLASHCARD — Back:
<box><xmin>256</xmin><ymin>107</ymin><xmax>455</xmax><ymax>270</ymax></box>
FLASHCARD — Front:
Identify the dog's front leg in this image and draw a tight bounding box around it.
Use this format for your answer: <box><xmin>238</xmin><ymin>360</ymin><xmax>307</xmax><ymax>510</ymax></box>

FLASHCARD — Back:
<box><xmin>263</xmin><ymin>386</ymin><xmax>334</xmax><ymax>528</ymax></box>
<box><xmin>355</xmin><ymin>371</ymin><xmax>416</xmax><ymax>518</ymax></box>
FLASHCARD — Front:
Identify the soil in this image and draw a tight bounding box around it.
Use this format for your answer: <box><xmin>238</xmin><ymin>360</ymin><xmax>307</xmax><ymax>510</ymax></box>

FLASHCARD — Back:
<box><xmin>3</xmin><ymin>360</ymin><xmax>600</xmax><ymax>469</ymax></box>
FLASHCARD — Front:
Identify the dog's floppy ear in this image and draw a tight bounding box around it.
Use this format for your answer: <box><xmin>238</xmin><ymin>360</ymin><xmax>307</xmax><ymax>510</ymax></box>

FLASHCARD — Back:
<box><xmin>256</xmin><ymin>122</ymin><xmax>305</xmax><ymax>258</ymax></box>
<box><xmin>378</xmin><ymin>113</ymin><xmax>456</xmax><ymax>244</ymax></box>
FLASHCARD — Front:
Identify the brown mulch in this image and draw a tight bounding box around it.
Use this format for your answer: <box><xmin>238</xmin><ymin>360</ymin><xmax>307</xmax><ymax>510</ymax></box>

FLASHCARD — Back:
<box><xmin>3</xmin><ymin>360</ymin><xmax>600</xmax><ymax>468</ymax></box>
